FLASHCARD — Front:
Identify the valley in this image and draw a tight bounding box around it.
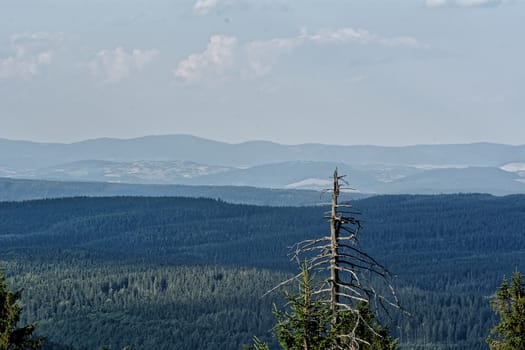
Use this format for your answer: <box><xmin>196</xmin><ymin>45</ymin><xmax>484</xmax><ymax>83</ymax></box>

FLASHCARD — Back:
<box><xmin>1</xmin><ymin>194</ymin><xmax>524</xmax><ymax>349</ymax></box>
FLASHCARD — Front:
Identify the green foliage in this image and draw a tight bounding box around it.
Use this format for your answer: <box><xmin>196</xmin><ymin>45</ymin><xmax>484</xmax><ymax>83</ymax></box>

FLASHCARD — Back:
<box><xmin>249</xmin><ymin>337</ymin><xmax>269</xmax><ymax>350</ymax></box>
<box><xmin>1</xmin><ymin>194</ymin><xmax>525</xmax><ymax>349</ymax></box>
<box><xmin>0</xmin><ymin>268</ymin><xmax>44</xmax><ymax>350</ymax></box>
<box><xmin>487</xmin><ymin>271</ymin><xmax>525</xmax><ymax>350</ymax></box>
<box><xmin>273</xmin><ymin>267</ymin><xmax>333</xmax><ymax>350</ymax></box>
<box><xmin>335</xmin><ymin>303</ymin><xmax>398</xmax><ymax>350</ymax></box>
<box><xmin>270</xmin><ymin>267</ymin><xmax>397</xmax><ymax>350</ymax></box>
<box><xmin>3</xmin><ymin>261</ymin><xmax>284</xmax><ymax>350</ymax></box>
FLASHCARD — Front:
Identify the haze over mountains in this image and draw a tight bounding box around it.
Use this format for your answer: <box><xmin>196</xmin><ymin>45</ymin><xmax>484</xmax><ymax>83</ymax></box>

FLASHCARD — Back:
<box><xmin>1</xmin><ymin>134</ymin><xmax>525</xmax><ymax>196</ymax></box>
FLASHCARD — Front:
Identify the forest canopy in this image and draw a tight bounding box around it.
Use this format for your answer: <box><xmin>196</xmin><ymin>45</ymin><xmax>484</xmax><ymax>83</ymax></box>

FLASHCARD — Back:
<box><xmin>0</xmin><ymin>194</ymin><xmax>524</xmax><ymax>349</ymax></box>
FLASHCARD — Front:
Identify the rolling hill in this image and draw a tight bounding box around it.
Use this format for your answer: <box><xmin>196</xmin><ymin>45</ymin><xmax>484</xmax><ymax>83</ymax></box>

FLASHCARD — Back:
<box><xmin>1</xmin><ymin>194</ymin><xmax>524</xmax><ymax>349</ymax></box>
<box><xmin>2</xmin><ymin>135</ymin><xmax>525</xmax><ymax>195</ymax></box>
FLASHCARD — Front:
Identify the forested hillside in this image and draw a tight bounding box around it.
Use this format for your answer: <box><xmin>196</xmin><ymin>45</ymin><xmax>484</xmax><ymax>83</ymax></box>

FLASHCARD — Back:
<box><xmin>0</xmin><ymin>177</ymin><xmax>364</xmax><ymax>206</ymax></box>
<box><xmin>1</xmin><ymin>195</ymin><xmax>524</xmax><ymax>349</ymax></box>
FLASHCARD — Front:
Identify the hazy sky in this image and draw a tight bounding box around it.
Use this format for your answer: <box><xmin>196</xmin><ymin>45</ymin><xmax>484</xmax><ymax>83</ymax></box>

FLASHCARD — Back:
<box><xmin>1</xmin><ymin>0</ymin><xmax>523</xmax><ymax>145</ymax></box>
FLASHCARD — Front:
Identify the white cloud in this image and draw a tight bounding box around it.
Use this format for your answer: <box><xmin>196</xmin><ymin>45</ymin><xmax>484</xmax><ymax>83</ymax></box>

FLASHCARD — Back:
<box><xmin>456</xmin><ymin>0</ymin><xmax>502</xmax><ymax>6</ymax></box>
<box><xmin>193</xmin><ymin>0</ymin><xmax>292</xmax><ymax>15</ymax></box>
<box><xmin>426</xmin><ymin>0</ymin><xmax>449</xmax><ymax>6</ymax></box>
<box><xmin>0</xmin><ymin>32</ymin><xmax>60</xmax><ymax>79</ymax></box>
<box><xmin>10</xmin><ymin>32</ymin><xmax>63</xmax><ymax>44</ymax></box>
<box><xmin>174</xmin><ymin>35</ymin><xmax>237</xmax><ymax>82</ymax></box>
<box><xmin>193</xmin><ymin>0</ymin><xmax>219</xmax><ymax>15</ymax></box>
<box><xmin>242</xmin><ymin>28</ymin><xmax>374</xmax><ymax>78</ymax></box>
<box><xmin>244</xmin><ymin>36</ymin><xmax>304</xmax><ymax>77</ymax></box>
<box><xmin>379</xmin><ymin>36</ymin><xmax>428</xmax><ymax>49</ymax></box>
<box><xmin>175</xmin><ymin>28</ymin><xmax>425</xmax><ymax>82</ymax></box>
<box><xmin>89</xmin><ymin>47</ymin><xmax>159</xmax><ymax>82</ymax></box>
<box><xmin>243</xmin><ymin>29</ymin><xmax>424</xmax><ymax>78</ymax></box>
<box><xmin>426</xmin><ymin>0</ymin><xmax>505</xmax><ymax>7</ymax></box>
<box><xmin>306</xmin><ymin>28</ymin><xmax>371</xmax><ymax>44</ymax></box>
<box><xmin>0</xmin><ymin>51</ymin><xmax>52</xmax><ymax>79</ymax></box>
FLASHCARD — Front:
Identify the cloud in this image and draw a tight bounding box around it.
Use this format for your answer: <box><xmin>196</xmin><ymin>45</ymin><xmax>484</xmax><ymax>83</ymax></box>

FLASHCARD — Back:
<box><xmin>425</xmin><ymin>0</ymin><xmax>505</xmax><ymax>7</ymax></box>
<box><xmin>426</xmin><ymin>0</ymin><xmax>449</xmax><ymax>6</ymax></box>
<box><xmin>0</xmin><ymin>32</ymin><xmax>61</xmax><ymax>79</ymax></box>
<box><xmin>193</xmin><ymin>0</ymin><xmax>292</xmax><ymax>15</ymax></box>
<box><xmin>306</xmin><ymin>28</ymin><xmax>371</xmax><ymax>44</ymax></box>
<box><xmin>0</xmin><ymin>51</ymin><xmax>52</xmax><ymax>79</ymax></box>
<box><xmin>175</xmin><ymin>28</ymin><xmax>425</xmax><ymax>83</ymax></box>
<box><xmin>174</xmin><ymin>35</ymin><xmax>237</xmax><ymax>82</ymax></box>
<box><xmin>193</xmin><ymin>0</ymin><xmax>220</xmax><ymax>15</ymax></box>
<box><xmin>243</xmin><ymin>29</ymin><xmax>425</xmax><ymax>78</ymax></box>
<box><xmin>89</xmin><ymin>47</ymin><xmax>159</xmax><ymax>82</ymax></box>
<box><xmin>242</xmin><ymin>29</ymin><xmax>372</xmax><ymax>78</ymax></box>
<box><xmin>10</xmin><ymin>32</ymin><xmax>63</xmax><ymax>46</ymax></box>
<box><xmin>379</xmin><ymin>36</ymin><xmax>428</xmax><ymax>49</ymax></box>
<box><xmin>456</xmin><ymin>0</ymin><xmax>502</xmax><ymax>6</ymax></box>
<box><xmin>244</xmin><ymin>36</ymin><xmax>304</xmax><ymax>77</ymax></box>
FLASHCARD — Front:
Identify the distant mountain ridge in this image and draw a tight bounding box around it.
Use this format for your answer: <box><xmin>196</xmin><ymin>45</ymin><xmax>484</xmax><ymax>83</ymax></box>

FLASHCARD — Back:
<box><xmin>0</xmin><ymin>177</ymin><xmax>366</xmax><ymax>205</ymax></box>
<box><xmin>2</xmin><ymin>134</ymin><xmax>525</xmax><ymax>169</ymax></box>
<box><xmin>1</xmin><ymin>135</ymin><xmax>525</xmax><ymax>195</ymax></box>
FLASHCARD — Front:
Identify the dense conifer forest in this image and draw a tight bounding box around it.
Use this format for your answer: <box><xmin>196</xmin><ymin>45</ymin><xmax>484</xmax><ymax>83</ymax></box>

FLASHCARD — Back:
<box><xmin>1</xmin><ymin>194</ymin><xmax>524</xmax><ymax>349</ymax></box>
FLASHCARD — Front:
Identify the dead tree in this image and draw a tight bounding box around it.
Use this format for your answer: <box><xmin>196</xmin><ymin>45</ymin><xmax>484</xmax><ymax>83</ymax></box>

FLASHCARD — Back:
<box><xmin>282</xmin><ymin>168</ymin><xmax>399</xmax><ymax>349</ymax></box>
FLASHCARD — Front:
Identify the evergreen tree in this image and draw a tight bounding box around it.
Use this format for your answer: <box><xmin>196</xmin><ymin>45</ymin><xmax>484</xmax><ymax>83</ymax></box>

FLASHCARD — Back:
<box><xmin>334</xmin><ymin>303</ymin><xmax>397</xmax><ymax>350</ymax></box>
<box><xmin>487</xmin><ymin>271</ymin><xmax>525</xmax><ymax>350</ymax></box>
<box><xmin>273</xmin><ymin>267</ymin><xmax>334</xmax><ymax>350</ymax></box>
<box><xmin>271</xmin><ymin>266</ymin><xmax>397</xmax><ymax>350</ymax></box>
<box><xmin>0</xmin><ymin>268</ymin><xmax>44</xmax><ymax>350</ymax></box>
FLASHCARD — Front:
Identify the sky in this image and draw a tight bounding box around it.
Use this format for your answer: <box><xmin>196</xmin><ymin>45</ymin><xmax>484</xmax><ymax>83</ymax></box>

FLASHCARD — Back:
<box><xmin>0</xmin><ymin>0</ymin><xmax>524</xmax><ymax>146</ymax></box>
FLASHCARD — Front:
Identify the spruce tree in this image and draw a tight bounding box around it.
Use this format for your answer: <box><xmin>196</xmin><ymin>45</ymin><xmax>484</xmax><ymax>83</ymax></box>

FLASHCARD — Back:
<box><xmin>487</xmin><ymin>271</ymin><xmax>525</xmax><ymax>350</ymax></box>
<box><xmin>273</xmin><ymin>266</ymin><xmax>334</xmax><ymax>350</ymax></box>
<box><xmin>272</xmin><ymin>266</ymin><xmax>397</xmax><ymax>350</ymax></box>
<box><xmin>0</xmin><ymin>269</ymin><xmax>44</xmax><ymax>350</ymax></box>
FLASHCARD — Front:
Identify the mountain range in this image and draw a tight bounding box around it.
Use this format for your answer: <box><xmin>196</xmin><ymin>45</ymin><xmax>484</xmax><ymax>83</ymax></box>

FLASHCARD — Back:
<box><xmin>1</xmin><ymin>134</ymin><xmax>524</xmax><ymax>195</ymax></box>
